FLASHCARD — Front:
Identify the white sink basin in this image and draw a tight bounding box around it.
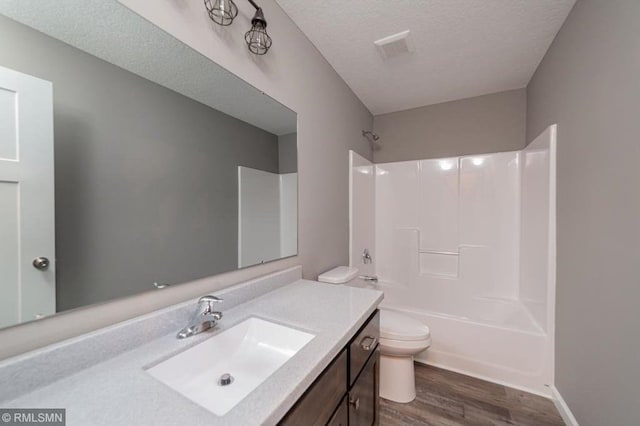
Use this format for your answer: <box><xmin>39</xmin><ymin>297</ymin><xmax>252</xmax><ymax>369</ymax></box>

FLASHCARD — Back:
<box><xmin>147</xmin><ymin>317</ymin><xmax>314</xmax><ymax>416</ymax></box>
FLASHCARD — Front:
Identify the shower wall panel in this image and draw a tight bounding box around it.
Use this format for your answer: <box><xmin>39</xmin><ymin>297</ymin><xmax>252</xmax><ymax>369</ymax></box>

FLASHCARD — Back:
<box><xmin>520</xmin><ymin>126</ymin><xmax>556</xmax><ymax>331</ymax></box>
<box><xmin>375</xmin><ymin>151</ymin><xmax>521</xmax><ymax>305</ymax></box>
<box><xmin>375</xmin><ymin>161</ymin><xmax>420</xmax><ymax>283</ymax></box>
<box><xmin>459</xmin><ymin>152</ymin><xmax>521</xmax><ymax>300</ymax></box>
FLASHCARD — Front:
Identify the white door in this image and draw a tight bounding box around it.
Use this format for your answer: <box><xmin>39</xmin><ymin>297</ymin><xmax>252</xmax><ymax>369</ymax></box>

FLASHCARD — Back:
<box><xmin>0</xmin><ymin>65</ymin><xmax>55</xmax><ymax>327</ymax></box>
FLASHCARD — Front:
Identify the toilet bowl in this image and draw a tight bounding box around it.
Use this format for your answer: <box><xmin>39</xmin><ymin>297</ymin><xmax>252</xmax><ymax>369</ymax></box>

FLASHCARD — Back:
<box><xmin>378</xmin><ymin>310</ymin><xmax>431</xmax><ymax>403</ymax></box>
<box><xmin>317</xmin><ymin>266</ymin><xmax>431</xmax><ymax>403</ymax></box>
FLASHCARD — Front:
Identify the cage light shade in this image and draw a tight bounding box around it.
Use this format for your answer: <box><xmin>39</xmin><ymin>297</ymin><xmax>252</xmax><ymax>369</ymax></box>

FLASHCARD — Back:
<box><xmin>245</xmin><ymin>24</ymin><xmax>272</xmax><ymax>55</ymax></box>
<box><xmin>204</xmin><ymin>0</ymin><xmax>238</xmax><ymax>26</ymax></box>
<box><xmin>244</xmin><ymin>9</ymin><xmax>272</xmax><ymax>55</ymax></box>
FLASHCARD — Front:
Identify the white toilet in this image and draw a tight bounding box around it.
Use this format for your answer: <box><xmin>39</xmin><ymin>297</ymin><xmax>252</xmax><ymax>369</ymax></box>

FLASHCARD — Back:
<box><xmin>318</xmin><ymin>266</ymin><xmax>431</xmax><ymax>403</ymax></box>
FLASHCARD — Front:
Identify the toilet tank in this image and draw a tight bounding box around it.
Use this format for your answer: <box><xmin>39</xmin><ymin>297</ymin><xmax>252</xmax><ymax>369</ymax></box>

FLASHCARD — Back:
<box><xmin>317</xmin><ymin>266</ymin><xmax>359</xmax><ymax>284</ymax></box>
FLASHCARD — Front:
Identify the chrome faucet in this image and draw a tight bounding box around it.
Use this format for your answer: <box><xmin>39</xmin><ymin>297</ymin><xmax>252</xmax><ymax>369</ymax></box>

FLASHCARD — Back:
<box><xmin>362</xmin><ymin>248</ymin><xmax>372</xmax><ymax>264</ymax></box>
<box><xmin>177</xmin><ymin>295</ymin><xmax>223</xmax><ymax>339</ymax></box>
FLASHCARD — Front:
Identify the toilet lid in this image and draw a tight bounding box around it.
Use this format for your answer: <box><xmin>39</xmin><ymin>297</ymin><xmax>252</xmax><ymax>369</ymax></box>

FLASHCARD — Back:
<box><xmin>380</xmin><ymin>310</ymin><xmax>430</xmax><ymax>341</ymax></box>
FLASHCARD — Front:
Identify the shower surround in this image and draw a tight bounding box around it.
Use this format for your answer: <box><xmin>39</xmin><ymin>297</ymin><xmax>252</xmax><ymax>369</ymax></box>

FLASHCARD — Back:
<box><xmin>350</xmin><ymin>125</ymin><xmax>556</xmax><ymax>395</ymax></box>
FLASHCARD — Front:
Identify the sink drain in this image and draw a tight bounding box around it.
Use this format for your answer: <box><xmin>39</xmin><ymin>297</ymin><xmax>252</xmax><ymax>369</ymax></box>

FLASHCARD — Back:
<box><xmin>219</xmin><ymin>373</ymin><xmax>234</xmax><ymax>386</ymax></box>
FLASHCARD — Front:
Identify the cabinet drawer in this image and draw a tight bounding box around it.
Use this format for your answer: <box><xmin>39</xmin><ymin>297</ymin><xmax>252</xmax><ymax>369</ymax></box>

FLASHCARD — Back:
<box><xmin>349</xmin><ymin>311</ymin><xmax>380</xmax><ymax>386</ymax></box>
<box><xmin>280</xmin><ymin>349</ymin><xmax>347</xmax><ymax>426</ymax></box>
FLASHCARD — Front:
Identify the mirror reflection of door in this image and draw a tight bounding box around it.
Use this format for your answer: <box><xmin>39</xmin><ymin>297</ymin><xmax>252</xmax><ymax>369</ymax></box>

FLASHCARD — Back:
<box><xmin>237</xmin><ymin>166</ymin><xmax>298</xmax><ymax>268</ymax></box>
<box><xmin>0</xmin><ymin>65</ymin><xmax>55</xmax><ymax>327</ymax></box>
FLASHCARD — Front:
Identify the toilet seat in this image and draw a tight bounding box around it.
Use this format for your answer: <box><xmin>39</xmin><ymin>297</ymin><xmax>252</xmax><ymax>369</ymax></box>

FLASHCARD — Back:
<box><xmin>380</xmin><ymin>310</ymin><xmax>430</xmax><ymax>341</ymax></box>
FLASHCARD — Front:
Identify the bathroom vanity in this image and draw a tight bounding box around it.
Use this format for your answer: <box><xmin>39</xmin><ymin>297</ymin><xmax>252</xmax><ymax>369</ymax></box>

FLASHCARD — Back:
<box><xmin>281</xmin><ymin>311</ymin><xmax>380</xmax><ymax>425</ymax></box>
<box><xmin>0</xmin><ymin>267</ymin><xmax>383</xmax><ymax>425</ymax></box>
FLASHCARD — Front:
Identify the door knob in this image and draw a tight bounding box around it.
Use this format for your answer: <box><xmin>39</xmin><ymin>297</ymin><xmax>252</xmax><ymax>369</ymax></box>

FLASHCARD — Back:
<box><xmin>32</xmin><ymin>257</ymin><xmax>50</xmax><ymax>270</ymax></box>
<box><xmin>153</xmin><ymin>282</ymin><xmax>170</xmax><ymax>289</ymax></box>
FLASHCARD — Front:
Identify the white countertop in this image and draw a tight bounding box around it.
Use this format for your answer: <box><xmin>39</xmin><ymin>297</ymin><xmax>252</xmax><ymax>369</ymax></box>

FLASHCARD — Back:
<box><xmin>1</xmin><ymin>278</ymin><xmax>383</xmax><ymax>425</ymax></box>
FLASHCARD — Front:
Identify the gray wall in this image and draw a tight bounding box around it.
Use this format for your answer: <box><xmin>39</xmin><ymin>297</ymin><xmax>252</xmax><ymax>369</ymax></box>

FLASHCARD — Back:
<box><xmin>0</xmin><ymin>15</ymin><xmax>283</xmax><ymax>311</ymax></box>
<box><xmin>373</xmin><ymin>89</ymin><xmax>526</xmax><ymax>163</ymax></box>
<box><xmin>527</xmin><ymin>1</ymin><xmax>640</xmax><ymax>425</ymax></box>
<box><xmin>278</xmin><ymin>133</ymin><xmax>298</xmax><ymax>173</ymax></box>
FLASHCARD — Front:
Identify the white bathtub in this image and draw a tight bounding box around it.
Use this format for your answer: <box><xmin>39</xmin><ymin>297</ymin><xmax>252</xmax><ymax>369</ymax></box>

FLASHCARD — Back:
<box><xmin>360</xmin><ymin>279</ymin><xmax>554</xmax><ymax>396</ymax></box>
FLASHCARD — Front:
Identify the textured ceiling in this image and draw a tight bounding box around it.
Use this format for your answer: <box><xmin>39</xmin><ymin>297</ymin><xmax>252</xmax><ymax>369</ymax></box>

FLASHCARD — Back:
<box><xmin>0</xmin><ymin>0</ymin><xmax>296</xmax><ymax>135</ymax></box>
<box><xmin>275</xmin><ymin>0</ymin><xmax>575</xmax><ymax>114</ymax></box>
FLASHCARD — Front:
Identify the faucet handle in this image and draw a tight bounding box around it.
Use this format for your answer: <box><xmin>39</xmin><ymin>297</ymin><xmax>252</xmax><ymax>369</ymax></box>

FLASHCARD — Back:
<box><xmin>362</xmin><ymin>248</ymin><xmax>372</xmax><ymax>264</ymax></box>
<box><xmin>198</xmin><ymin>295</ymin><xmax>223</xmax><ymax>313</ymax></box>
<box><xmin>199</xmin><ymin>295</ymin><xmax>223</xmax><ymax>304</ymax></box>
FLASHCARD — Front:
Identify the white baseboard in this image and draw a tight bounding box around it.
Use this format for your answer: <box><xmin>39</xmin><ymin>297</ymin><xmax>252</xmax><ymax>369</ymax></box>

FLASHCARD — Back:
<box><xmin>551</xmin><ymin>385</ymin><xmax>579</xmax><ymax>426</ymax></box>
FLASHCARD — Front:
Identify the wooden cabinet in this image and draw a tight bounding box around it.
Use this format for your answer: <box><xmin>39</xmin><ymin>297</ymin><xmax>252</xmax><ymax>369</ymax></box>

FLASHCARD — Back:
<box><xmin>349</xmin><ymin>311</ymin><xmax>380</xmax><ymax>387</ymax></box>
<box><xmin>280</xmin><ymin>310</ymin><xmax>380</xmax><ymax>426</ymax></box>
<box><xmin>280</xmin><ymin>351</ymin><xmax>348</xmax><ymax>426</ymax></box>
<box><xmin>348</xmin><ymin>348</ymin><xmax>379</xmax><ymax>426</ymax></box>
<box><xmin>327</xmin><ymin>396</ymin><xmax>349</xmax><ymax>426</ymax></box>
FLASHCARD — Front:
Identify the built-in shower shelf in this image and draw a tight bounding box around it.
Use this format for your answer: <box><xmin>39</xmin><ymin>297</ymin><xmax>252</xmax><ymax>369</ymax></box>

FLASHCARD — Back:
<box><xmin>419</xmin><ymin>250</ymin><xmax>459</xmax><ymax>278</ymax></box>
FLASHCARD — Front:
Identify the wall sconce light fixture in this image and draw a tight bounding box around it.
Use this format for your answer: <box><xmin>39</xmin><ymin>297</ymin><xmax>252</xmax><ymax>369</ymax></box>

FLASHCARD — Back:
<box><xmin>204</xmin><ymin>0</ymin><xmax>238</xmax><ymax>26</ymax></box>
<box><xmin>245</xmin><ymin>5</ymin><xmax>272</xmax><ymax>55</ymax></box>
<box><xmin>204</xmin><ymin>0</ymin><xmax>273</xmax><ymax>55</ymax></box>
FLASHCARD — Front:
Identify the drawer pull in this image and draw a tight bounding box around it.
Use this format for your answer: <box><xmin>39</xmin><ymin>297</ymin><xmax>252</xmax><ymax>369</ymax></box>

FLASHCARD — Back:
<box><xmin>359</xmin><ymin>335</ymin><xmax>377</xmax><ymax>351</ymax></box>
<box><xmin>349</xmin><ymin>396</ymin><xmax>360</xmax><ymax>411</ymax></box>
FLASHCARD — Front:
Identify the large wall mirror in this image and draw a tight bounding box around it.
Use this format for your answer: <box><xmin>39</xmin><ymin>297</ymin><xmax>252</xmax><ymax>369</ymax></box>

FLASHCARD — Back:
<box><xmin>0</xmin><ymin>0</ymin><xmax>297</xmax><ymax>330</ymax></box>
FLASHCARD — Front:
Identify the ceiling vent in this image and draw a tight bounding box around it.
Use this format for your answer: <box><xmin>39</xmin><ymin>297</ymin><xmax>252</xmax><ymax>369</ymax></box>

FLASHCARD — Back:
<box><xmin>374</xmin><ymin>30</ymin><xmax>415</xmax><ymax>60</ymax></box>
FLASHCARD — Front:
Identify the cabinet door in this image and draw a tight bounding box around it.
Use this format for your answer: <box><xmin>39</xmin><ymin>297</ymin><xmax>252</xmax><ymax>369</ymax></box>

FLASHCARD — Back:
<box><xmin>279</xmin><ymin>350</ymin><xmax>347</xmax><ymax>426</ymax></box>
<box><xmin>348</xmin><ymin>349</ymin><xmax>379</xmax><ymax>426</ymax></box>
<box><xmin>327</xmin><ymin>396</ymin><xmax>349</xmax><ymax>426</ymax></box>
